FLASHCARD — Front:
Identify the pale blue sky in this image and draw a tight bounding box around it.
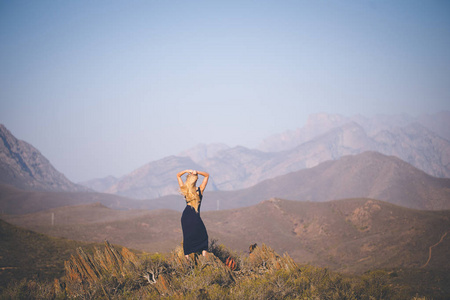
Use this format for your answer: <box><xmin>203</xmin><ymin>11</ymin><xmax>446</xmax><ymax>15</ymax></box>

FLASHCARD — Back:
<box><xmin>1</xmin><ymin>1</ymin><xmax>449</xmax><ymax>182</ymax></box>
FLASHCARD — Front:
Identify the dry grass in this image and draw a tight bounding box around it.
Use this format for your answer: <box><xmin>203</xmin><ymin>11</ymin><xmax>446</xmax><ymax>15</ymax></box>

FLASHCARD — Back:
<box><xmin>2</xmin><ymin>239</ymin><xmax>449</xmax><ymax>299</ymax></box>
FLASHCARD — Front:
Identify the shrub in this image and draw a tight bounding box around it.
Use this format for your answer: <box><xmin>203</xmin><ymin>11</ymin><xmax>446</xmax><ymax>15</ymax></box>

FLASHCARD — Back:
<box><xmin>1</xmin><ymin>241</ymin><xmax>430</xmax><ymax>299</ymax></box>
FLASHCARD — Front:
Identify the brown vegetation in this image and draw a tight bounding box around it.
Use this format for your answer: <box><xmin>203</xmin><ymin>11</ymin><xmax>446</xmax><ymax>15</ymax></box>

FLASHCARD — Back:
<box><xmin>3</xmin><ymin>240</ymin><xmax>446</xmax><ymax>299</ymax></box>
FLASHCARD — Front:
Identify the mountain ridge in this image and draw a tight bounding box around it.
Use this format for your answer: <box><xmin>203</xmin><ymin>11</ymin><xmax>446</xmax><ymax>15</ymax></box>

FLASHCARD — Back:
<box><xmin>0</xmin><ymin>124</ymin><xmax>87</xmax><ymax>192</ymax></box>
<box><xmin>140</xmin><ymin>151</ymin><xmax>450</xmax><ymax>212</ymax></box>
<box><xmin>84</xmin><ymin>112</ymin><xmax>450</xmax><ymax>199</ymax></box>
<box><xmin>2</xmin><ymin>112</ymin><xmax>449</xmax><ymax>202</ymax></box>
<box><xmin>2</xmin><ymin>151</ymin><xmax>448</xmax><ymax>214</ymax></box>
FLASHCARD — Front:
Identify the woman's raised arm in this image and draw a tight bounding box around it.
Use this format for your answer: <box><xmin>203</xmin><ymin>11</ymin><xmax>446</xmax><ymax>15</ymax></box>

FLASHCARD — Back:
<box><xmin>177</xmin><ymin>169</ymin><xmax>191</xmax><ymax>187</ymax></box>
<box><xmin>197</xmin><ymin>171</ymin><xmax>209</xmax><ymax>193</ymax></box>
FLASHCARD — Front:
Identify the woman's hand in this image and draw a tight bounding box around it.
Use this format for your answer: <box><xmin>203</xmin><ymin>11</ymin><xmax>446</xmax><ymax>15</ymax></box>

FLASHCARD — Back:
<box><xmin>177</xmin><ymin>170</ymin><xmax>190</xmax><ymax>187</ymax></box>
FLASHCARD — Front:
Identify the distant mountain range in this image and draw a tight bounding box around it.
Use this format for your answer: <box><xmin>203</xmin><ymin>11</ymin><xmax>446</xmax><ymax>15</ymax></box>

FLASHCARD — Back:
<box><xmin>3</xmin><ymin>198</ymin><xmax>449</xmax><ymax>274</ymax></box>
<box><xmin>0</xmin><ymin>124</ymin><xmax>87</xmax><ymax>192</ymax></box>
<box><xmin>258</xmin><ymin>111</ymin><xmax>450</xmax><ymax>152</ymax></box>
<box><xmin>1</xmin><ymin>113</ymin><xmax>449</xmax><ymax>213</ymax></box>
<box><xmin>80</xmin><ymin>112</ymin><xmax>450</xmax><ymax>200</ymax></box>
<box><xmin>2</xmin><ymin>151</ymin><xmax>448</xmax><ymax>214</ymax></box>
<box><xmin>141</xmin><ymin>151</ymin><xmax>450</xmax><ymax>212</ymax></box>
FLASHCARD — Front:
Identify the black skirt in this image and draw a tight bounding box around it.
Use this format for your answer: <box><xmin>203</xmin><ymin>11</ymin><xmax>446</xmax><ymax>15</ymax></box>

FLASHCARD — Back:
<box><xmin>181</xmin><ymin>205</ymin><xmax>208</xmax><ymax>255</ymax></box>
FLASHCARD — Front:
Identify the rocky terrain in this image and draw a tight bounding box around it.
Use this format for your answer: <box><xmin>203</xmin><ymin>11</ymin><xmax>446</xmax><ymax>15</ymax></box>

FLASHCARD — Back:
<box><xmin>0</xmin><ymin>125</ymin><xmax>87</xmax><ymax>192</ymax></box>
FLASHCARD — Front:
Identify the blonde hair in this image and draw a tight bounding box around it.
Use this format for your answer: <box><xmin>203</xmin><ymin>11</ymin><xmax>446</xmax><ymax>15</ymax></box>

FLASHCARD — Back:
<box><xmin>179</xmin><ymin>173</ymin><xmax>201</xmax><ymax>212</ymax></box>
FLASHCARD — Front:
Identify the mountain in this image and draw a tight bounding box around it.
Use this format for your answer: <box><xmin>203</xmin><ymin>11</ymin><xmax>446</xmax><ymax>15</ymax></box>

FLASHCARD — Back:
<box><xmin>258</xmin><ymin>119</ymin><xmax>450</xmax><ymax>181</ymax></box>
<box><xmin>0</xmin><ymin>124</ymin><xmax>86</xmax><ymax>192</ymax></box>
<box><xmin>123</xmin><ymin>128</ymin><xmax>449</xmax><ymax>204</ymax></box>
<box><xmin>372</xmin><ymin>123</ymin><xmax>450</xmax><ymax>178</ymax></box>
<box><xmin>97</xmin><ymin>146</ymin><xmax>275</xmax><ymax>197</ymax></box>
<box><xmin>200</xmin><ymin>122</ymin><xmax>376</xmax><ymax>191</ymax></box>
<box><xmin>140</xmin><ymin>151</ymin><xmax>450</xmax><ymax>212</ymax></box>
<box><xmin>266</xmin><ymin>121</ymin><xmax>450</xmax><ymax>183</ymax></box>
<box><xmin>78</xmin><ymin>175</ymin><xmax>120</xmax><ymax>193</ymax></box>
<box><xmin>104</xmin><ymin>155</ymin><xmax>219</xmax><ymax>199</ymax></box>
<box><xmin>178</xmin><ymin>143</ymin><xmax>230</xmax><ymax>163</ymax></box>
<box><xmin>416</xmin><ymin>111</ymin><xmax>450</xmax><ymax>142</ymax></box>
<box><xmin>3</xmin><ymin>113</ymin><xmax>446</xmax><ymax>201</ymax></box>
<box><xmin>258</xmin><ymin>113</ymin><xmax>357</xmax><ymax>152</ymax></box>
<box><xmin>199</xmin><ymin>146</ymin><xmax>278</xmax><ymax>190</ymax></box>
<box><xmin>85</xmin><ymin>113</ymin><xmax>449</xmax><ymax>200</ymax></box>
<box><xmin>3</xmin><ymin>198</ymin><xmax>449</xmax><ymax>275</ymax></box>
<box><xmin>222</xmin><ymin>151</ymin><xmax>450</xmax><ymax>211</ymax></box>
<box><xmin>259</xmin><ymin>112</ymin><xmax>450</xmax><ymax>152</ymax></box>
<box><xmin>3</xmin><ymin>151</ymin><xmax>448</xmax><ymax>214</ymax></box>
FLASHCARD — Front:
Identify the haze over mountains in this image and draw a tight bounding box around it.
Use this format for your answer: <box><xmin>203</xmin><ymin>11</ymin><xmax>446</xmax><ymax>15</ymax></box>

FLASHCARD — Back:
<box><xmin>259</xmin><ymin>111</ymin><xmax>450</xmax><ymax>152</ymax></box>
<box><xmin>1</xmin><ymin>112</ymin><xmax>449</xmax><ymax>214</ymax></box>
<box><xmin>137</xmin><ymin>151</ymin><xmax>450</xmax><ymax>212</ymax></box>
<box><xmin>81</xmin><ymin>112</ymin><xmax>450</xmax><ymax>200</ymax></box>
<box><xmin>2</xmin><ymin>150</ymin><xmax>449</xmax><ymax>214</ymax></box>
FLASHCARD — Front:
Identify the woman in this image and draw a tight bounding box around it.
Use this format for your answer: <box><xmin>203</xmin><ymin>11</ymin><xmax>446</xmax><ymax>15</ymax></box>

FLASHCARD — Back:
<box><xmin>177</xmin><ymin>169</ymin><xmax>209</xmax><ymax>257</ymax></box>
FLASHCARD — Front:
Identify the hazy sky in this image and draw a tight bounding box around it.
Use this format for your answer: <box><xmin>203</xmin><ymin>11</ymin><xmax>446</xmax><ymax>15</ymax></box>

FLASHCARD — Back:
<box><xmin>1</xmin><ymin>1</ymin><xmax>449</xmax><ymax>182</ymax></box>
